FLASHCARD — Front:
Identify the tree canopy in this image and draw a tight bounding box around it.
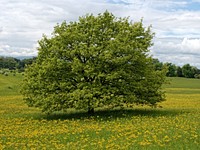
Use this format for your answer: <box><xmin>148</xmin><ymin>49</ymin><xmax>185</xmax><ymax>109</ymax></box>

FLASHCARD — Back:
<box><xmin>21</xmin><ymin>11</ymin><xmax>167</xmax><ymax>114</ymax></box>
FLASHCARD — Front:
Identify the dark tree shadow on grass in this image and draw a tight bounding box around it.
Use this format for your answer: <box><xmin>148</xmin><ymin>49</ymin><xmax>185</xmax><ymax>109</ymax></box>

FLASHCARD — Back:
<box><xmin>33</xmin><ymin>108</ymin><xmax>185</xmax><ymax>121</ymax></box>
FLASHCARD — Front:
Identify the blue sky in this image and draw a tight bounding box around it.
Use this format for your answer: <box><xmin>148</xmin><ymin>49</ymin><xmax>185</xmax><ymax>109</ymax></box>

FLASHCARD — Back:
<box><xmin>0</xmin><ymin>0</ymin><xmax>200</xmax><ymax>67</ymax></box>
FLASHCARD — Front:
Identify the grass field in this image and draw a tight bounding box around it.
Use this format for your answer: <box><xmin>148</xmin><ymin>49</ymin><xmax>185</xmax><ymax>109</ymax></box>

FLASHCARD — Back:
<box><xmin>0</xmin><ymin>74</ymin><xmax>199</xmax><ymax>149</ymax></box>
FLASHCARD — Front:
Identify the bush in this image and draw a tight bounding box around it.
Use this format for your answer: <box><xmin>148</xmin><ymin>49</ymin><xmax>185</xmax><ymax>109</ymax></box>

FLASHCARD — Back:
<box><xmin>194</xmin><ymin>74</ymin><xmax>200</xmax><ymax>79</ymax></box>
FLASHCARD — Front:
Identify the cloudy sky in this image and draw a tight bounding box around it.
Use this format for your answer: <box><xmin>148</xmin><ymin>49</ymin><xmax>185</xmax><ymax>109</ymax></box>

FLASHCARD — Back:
<box><xmin>0</xmin><ymin>0</ymin><xmax>200</xmax><ymax>67</ymax></box>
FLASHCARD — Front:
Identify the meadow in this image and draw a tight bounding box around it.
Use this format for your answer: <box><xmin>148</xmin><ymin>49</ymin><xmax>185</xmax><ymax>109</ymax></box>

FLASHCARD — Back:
<box><xmin>0</xmin><ymin>74</ymin><xmax>199</xmax><ymax>149</ymax></box>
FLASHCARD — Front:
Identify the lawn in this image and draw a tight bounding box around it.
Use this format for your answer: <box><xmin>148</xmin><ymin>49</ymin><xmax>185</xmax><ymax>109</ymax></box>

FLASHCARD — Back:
<box><xmin>0</xmin><ymin>75</ymin><xmax>199</xmax><ymax>149</ymax></box>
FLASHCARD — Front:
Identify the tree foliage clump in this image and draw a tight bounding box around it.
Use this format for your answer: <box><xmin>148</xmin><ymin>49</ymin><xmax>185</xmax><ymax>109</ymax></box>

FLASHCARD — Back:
<box><xmin>0</xmin><ymin>56</ymin><xmax>36</xmax><ymax>72</ymax></box>
<box><xmin>153</xmin><ymin>59</ymin><xmax>200</xmax><ymax>79</ymax></box>
<box><xmin>21</xmin><ymin>11</ymin><xmax>166</xmax><ymax>114</ymax></box>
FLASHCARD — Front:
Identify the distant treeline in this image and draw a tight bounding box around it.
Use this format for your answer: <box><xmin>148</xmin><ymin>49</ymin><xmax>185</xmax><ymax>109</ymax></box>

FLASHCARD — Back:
<box><xmin>0</xmin><ymin>56</ymin><xmax>200</xmax><ymax>79</ymax></box>
<box><xmin>153</xmin><ymin>58</ymin><xmax>200</xmax><ymax>79</ymax></box>
<box><xmin>0</xmin><ymin>56</ymin><xmax>36</xmax><ymax>72</ymax></box>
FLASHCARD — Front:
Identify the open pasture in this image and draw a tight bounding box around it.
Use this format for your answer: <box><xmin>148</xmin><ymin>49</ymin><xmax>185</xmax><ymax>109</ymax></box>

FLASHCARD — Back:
<box><xmin>0</xmin><ymin>75</ymin><xmax>199</xmax><ymax>149</ymax></box>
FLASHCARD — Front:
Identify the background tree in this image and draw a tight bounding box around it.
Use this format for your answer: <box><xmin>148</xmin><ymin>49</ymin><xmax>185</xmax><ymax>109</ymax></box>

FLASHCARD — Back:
<box><xmin>182</xmin><ymin>64</ymin><xmax>196</xmax><ymax>78</ymax></box>
<box><xmin>0</xmin><ymin>56</ymin><xmax>36</xmax><ymax>72</ymax></box>
<box><xmin>17</xmin><ymin>57</ymin><xmax>37</xmax><ymax>72</ymax></box>
<box><xmin>21</xmin><ymin>11</ymin><xmax>167</xmax><ymax>114</ymax></box>
<box><xmin>165</xmin><ymin>63</ymin><xmax>177</xmax><ymax>77</ymax></box>
<box><xmin>176</xmin><ymin>66</ymin><xmax>183</xmax><ymax>77</ymax></box>
<box><xmin>152</xmin><ymin>58</ymin><xmax>163</xmax><ymax>71</ymax></box>
<box><xmin>194</xmin><ymin>74</ymin><xmax>200</xmax><ymax>79</ymax></box>
<box><xmin>0</xmin><ymin>57</ymin><xmax>18</xmax><ymax>70</ymax></box>
<box><xmin>191</xmin><ymin>66</ymin><xmax>199</xmax><ymax>76</ymax></box>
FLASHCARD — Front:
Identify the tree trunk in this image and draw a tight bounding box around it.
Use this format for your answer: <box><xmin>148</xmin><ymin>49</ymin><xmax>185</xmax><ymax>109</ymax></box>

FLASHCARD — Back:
<box><xmin>88</xmin><ymin>107</ymin><xmax>94</xmax><ymax>114</ymax></box>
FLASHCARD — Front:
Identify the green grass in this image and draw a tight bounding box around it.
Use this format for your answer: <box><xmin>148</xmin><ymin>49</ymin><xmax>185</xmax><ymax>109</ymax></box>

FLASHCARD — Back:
<box><xmin>0</xmin><ymin>73</ymin><xmax>23</xmax><ymax>96</ymax></box>
<box><xmin>164</xmin><ymin>77</ymin><xmax>200</xmax><ymax>89</ymax></box>
<box><xmin>0</xmin><ymin>76</ymin><xmax>199</xmax><ymax>149</ymax></box>
<box><xmin>164</xmin><ymin>77</ymin><xmax>200</xmax><ymax>94</ymax></box>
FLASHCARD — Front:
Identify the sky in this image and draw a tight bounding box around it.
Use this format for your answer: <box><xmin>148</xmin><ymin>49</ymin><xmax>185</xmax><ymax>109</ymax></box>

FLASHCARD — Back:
<box><xmin>0</xmin><ymin>0</ymin><xmax>200</xmax><ymax>68</ymax></box>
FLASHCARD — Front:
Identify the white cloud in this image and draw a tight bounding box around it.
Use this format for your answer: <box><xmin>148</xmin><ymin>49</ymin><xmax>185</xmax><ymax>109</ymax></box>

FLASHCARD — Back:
<box><xmin>152</xmin><ymin>38</ymin><xmax>200</xmax><ymax>68</ymax></box>
<box><xmin>0</xmin><ymin>44</ymin><xmax>10</xmax><ymax>51</ymax></box>
<box><xmin>0</xmin><ymin>43</ymin><xmax>38</xmax><ymax>57</ymax></box>
<box><xmin>181</xmin><ymin>38</ymin><xmax>200</xmax><ymax>51</ymax></box>
<box><xmin>153</xmin><ymin>38</ymin><xmax>200</xmax><ymax>55</ymax></box>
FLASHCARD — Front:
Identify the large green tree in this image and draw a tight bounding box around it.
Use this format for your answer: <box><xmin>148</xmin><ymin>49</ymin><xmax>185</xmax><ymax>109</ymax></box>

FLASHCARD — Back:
<box><xmin>21</xmin><ymin>11</ymin><xmax>166</xmax><ymax>114</ymax></box>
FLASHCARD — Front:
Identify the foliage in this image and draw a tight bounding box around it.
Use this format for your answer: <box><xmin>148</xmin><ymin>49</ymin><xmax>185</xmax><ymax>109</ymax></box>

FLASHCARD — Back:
<box><xmin>21</xmin><ymin>11</ymin><xmax>167</xmax><ymax>114</ymax></box>
<box><xmin>194</xmin><ymin>74</ymin><xmax>200</xmax><ymax>79</ymax></box>
<box><xmin>153</xmin><ymin>59</ymin><xmax>200</xmax><ymax>79</ymax></box>
<box><xmin>0</xmin><ymin>57</ymin><xmax>18</xmax><ymax>70</ymax></box>
<box><xmin>152</xmin><ymin>58</ymin><xmax>163</xmax><ymax>71</ymax></box>
<box><xmin>0</xmin><ymin>56</ymin><xmax>36</xmax><ymax>72</ymax></box>
<box><xmin>176</xmin><ymin>66</ymin><xmax>183</xmax><ymax>77</ymax></box>
<box><xmin>165</xmin><ymin>63</ymin><xmax>177</xmax><ymax>77</ymax></box>
<box><xmin>182</xmin><ymin>64</ymin><xmax>199</xmax><ymax>78</ymax></box>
